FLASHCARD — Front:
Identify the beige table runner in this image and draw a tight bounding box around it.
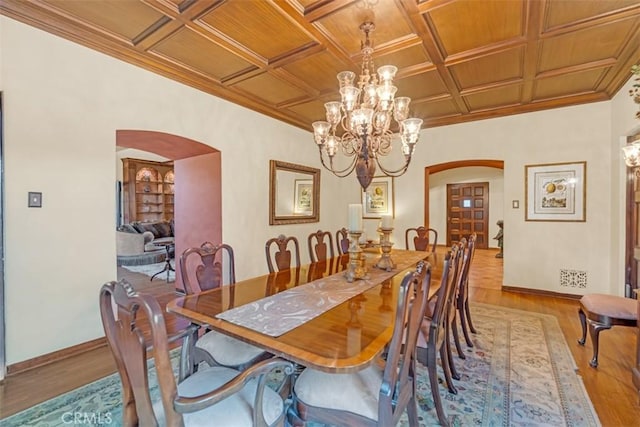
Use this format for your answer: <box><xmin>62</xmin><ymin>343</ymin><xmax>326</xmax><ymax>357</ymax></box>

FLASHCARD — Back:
<box><xmin>216</xmin><ymin>250</ymin><xmax>428</xmax><ymax>337</ymax></box>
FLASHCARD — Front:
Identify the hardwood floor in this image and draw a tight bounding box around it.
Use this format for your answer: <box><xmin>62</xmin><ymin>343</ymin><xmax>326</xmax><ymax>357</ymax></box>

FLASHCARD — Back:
<box><xmin>1</xmin><ymin>249</ymin><xmax>638</xmax><ymax>425</ymax></box>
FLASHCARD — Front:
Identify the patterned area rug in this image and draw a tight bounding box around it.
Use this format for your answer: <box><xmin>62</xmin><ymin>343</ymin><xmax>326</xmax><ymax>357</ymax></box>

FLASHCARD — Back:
<box><xmin>0</xmin><ymin>303</ymin><xmax>599</xmax><ymax>427</ymax></box>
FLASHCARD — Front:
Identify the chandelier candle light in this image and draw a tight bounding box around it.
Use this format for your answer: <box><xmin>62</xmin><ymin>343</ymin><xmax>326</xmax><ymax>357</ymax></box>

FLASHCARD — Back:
<box><xmin>346</xmin><ymin>204</ymin><xmax>367</xmax><ymax>282</ymax></box>
<box><xmin>312</xmin><ymin>21</ymin><xmax>423</xmax><ymax>190</ymax></box>
<box><xmin>376</xmin><ymin>215</ymin><xmax>395</xmax><ymax>271</ymax></box>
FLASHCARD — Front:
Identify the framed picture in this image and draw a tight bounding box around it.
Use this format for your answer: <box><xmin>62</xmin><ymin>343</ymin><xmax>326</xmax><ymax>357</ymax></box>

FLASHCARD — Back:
<box><xmin>362</xmin><ymin>176</ymin><xmax>394</xmax><ymax>218</ymax></box>
<box><xmin>293</xmin><ymin>179</ymin><xmax>313</xmax><ymax>214</ymax></box>
<box><xmin>525</xmin><ymin>161</ymin><xmax>586</xmax><ymax>222</ymax></box>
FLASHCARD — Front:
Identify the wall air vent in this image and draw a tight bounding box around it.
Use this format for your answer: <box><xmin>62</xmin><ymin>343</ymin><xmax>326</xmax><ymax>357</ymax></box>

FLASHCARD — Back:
<box><xmin>560</xmin><ymin>269</ymin><xmax>587</xmax><ymax>288</ymax></box>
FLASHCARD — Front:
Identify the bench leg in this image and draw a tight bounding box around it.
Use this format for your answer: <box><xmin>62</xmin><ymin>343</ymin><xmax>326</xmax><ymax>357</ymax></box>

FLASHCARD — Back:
<box><xmin>588</xmin><ymin>321</ymin><xmax>611</xmax><ymax>368</ymax></box>
<box><xmin>577</xmin><ymin>307</ymin><xmax>587</xmax><ymax>346</ymax></box>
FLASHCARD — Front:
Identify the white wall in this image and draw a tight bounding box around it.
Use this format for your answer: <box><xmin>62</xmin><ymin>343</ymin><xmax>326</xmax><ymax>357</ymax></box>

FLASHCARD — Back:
<box><xmin>1</xmin><ymin>16</ymin><xmax>638</xmax><ymax>364</ymax></box>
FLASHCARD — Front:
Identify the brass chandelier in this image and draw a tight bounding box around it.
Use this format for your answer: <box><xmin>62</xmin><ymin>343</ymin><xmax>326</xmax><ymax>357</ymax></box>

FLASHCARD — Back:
<box><xmin>312</xmin><ymin>21</ymin><xmax>423</xmax><ymax>190</ymax></box>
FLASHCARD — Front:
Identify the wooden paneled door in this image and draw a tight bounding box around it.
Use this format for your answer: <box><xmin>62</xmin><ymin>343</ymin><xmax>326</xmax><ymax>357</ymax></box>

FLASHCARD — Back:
<box><xmin>447</xmin><ymin>182</ymin><xmax>489</xmax><ymax>249</ymax></box>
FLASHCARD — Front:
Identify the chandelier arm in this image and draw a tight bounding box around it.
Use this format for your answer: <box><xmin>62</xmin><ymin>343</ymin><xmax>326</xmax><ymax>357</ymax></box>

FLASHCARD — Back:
<box><xmin>374</xmin><ymin>154</ymin><xmax>412</xmax><ymax>177</ymax></box>
<box><xmin>318</xmin><ymin>148</ymin><xmax>358</xmax><ymax>177</ymax></box>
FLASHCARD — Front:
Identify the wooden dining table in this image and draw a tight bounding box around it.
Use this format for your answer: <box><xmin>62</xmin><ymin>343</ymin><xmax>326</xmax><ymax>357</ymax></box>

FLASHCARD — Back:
<box><xmin>166</xmin><ymin>248</ymin><xmax>442</xmax><ymax>373</ymax></box>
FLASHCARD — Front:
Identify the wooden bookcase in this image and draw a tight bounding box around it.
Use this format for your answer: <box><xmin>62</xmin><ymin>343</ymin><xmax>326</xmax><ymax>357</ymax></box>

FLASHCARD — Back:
<box><xmin>122</xmin><ymin>158</ymin><xmax>174</xmax><ymax>223</ymax></box>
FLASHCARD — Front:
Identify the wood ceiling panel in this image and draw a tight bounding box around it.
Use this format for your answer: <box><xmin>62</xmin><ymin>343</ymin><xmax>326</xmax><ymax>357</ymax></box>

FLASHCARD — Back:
<box><xmin>287</xmin><ymin>99</ymin><xmax>327</xmax><ymax>124</ymax></box>
<box><xmin>539</xmin><ymin>18</ymin><xmax>637</xmax><ymax>73</ymax></box>
<box><xmin>426</xmin><ymin>0</ymin><xmax>525</xmax><ymax>57</ymax></box>
<box><xmin>316</xmin><ymin>1</ymin><xmax>412</xmax><ymax>55</ymax></box>
<box><xmin>198</xmin><ymin>0</ymin><xmax>315</xmax><ymax>60</ymax></box>
<box><xmin>281</xmin><ymin>51</ymin><xmax>353</xmax><ymax>95</ymax></box>
<box><xmin>533</xmin><ymin>68</ymin><xmax>604</xmax><ymax>101</ymax></box>
<box><xmin>42</xmin><ymin>0</ymin><xmax>165</xmax><ymax>41</ymax></box>
<box><xmin>450</xmin><ymin>47</ymin><xmax>524</xmax><ymax>90</ymax></box>
<box><xmin>411</xmin><ymin>99</ymin><xmax>460</xmax><ymax>122</ymax></box>
<box><xmin>544</xmin><ymin>0</ymin><xmax>640</xmax><ymax>29</ymax></box>
<box><xmin>2</xmin><ymin>0</ymin><xmax>638</xmax><ymax>130</ymax></box>
<box><xmin>230</xmin><ymin>72</ymin><xmax>309</xmax><ymax>106</ymax></box>
<box><xmin>394</xmin><ymin>71</ymin><xmax>449</xmax><ymax>101</ymax></box>
<box><xmin>374</xmin><ymin>43</ymin><xmax>432</xmax><ymax>70</ymax></box>
<box><xmin>150</xmin><ymin>27</ymin><xmax>254</xmax><ymax>80</ymax></box>
<box><xmin>464</xmin><ymin>84</ymin><xmax>523</xmax><ymax>111</ymax></box>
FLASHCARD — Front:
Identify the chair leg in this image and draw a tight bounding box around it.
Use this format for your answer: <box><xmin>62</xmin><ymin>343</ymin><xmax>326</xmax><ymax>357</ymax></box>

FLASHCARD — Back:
<box><xmin>406</xmin><ymin>376</ymin><xmax>420</xmax><ymax>427</ymax></box>
<box><xmin>577</xmin><ymin>307</ymin><xmax>587</xmax><ymax>346</ymax></box>
<box><xmin>440</xmin><ymin>345</ymin><xmax>458</xmax><ymax>394</ymax></box>
<box><xmin>464</xmin><ymin>299</ymin><xmax>477</xmax><ymax>334</ymax></box>
<box><xmin>452</xmin><ymin>316</ymin><xmax>466</xmax><ymax>359</ymax></box>
<box><xmin>179</xmin><ymin>326</ymin><xmax>198</xmax><ymax>381</ymax></box>
<box><xmin>446</xmin><ymin>323</ymin><xmax>461</xmax><ymax>380</ymax></box>
<box><xmin>588</xmin><ymin>321</ymin><xmax>611</xmax><ymax>368</ymax></box>
<box><xmin>427</xmin><ymin>349</ymin><xmax>450</xmax><ymax>427</ymax></box>
<box><xmin>459</xmin><ymin>305</ymin><xmax>474</xmax><ymax>347</ymax></box>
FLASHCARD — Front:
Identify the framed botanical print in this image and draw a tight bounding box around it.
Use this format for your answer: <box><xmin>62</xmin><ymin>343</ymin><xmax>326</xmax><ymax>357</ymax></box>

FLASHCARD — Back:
<box><xmin>293</xmin><ymin>179</ymin><xmax>313</xmax><ymax>214</ymax></box>
<box><xmin>362</xmin><ymin>176</ymin><xmax>394</xmax><ymax>218</ymax></box>
<box><xmin>525</xmin><ymin>161</ymin><xmax>586</xmax><ymax>222</ymax></box>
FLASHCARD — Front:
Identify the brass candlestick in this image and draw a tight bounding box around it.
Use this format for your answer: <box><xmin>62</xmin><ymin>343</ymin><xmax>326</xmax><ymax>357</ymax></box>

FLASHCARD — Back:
<box><xmin>344</xmin><ymin>230</ymin><xmax>367</xmax><ymax>282</ymax></box>
<box><xmin>375</xmin><ymin>227</ymin><xmax>396</xmax><ymax>271</ymax></box>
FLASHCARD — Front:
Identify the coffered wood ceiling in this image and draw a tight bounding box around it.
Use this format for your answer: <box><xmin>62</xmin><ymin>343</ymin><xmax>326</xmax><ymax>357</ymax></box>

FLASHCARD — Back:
<box><xmin>2</xmin><ymin>0</ymin><xmax>639</xmax><ymax>130</ymax></box>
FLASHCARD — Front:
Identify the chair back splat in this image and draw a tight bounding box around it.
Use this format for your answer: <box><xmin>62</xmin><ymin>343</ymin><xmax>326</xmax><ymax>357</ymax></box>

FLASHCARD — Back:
<box><xmin>308</xmin><ymin>230</ymin><xmax>335</xmax><ymax>263</ymax></box>
<box><xmin>336</xmin><ymin>227</ymin><xmax>350</xmax><ymax>255</ymax></box>
<box><xmin>179</xmin><ymin>241</ymin><xmax>235</xmax><ymax>295</ymax></box>
<box><xmin>265</xmin><ymin>234</ymin><xmax>301</xmax><ymax>273</ymax></box>
<box><xmin>405</xmin><ymin>226</ymin><xmax>438</xmax><ymax>252</ymax></box>
<box><xmin>100</xmin><ymin>279</ymin><xmax>293</xmax><ymax>426</ymax></box>
<box><xmin>289</xmin><ymin>262</ymin><xmax>432</xmax><ymax>427</ymax></box>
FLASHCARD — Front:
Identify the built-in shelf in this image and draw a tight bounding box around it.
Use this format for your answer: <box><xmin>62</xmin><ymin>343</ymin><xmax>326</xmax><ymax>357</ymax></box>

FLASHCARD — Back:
<box><xmin>122</xmin><ymin>158</ymin><xmax>174</xmax><ymax>223</ymax></box>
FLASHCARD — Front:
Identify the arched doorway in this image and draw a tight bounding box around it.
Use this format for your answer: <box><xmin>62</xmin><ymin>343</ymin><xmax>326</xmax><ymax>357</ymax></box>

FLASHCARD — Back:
<box><xmin>116</xmin><ymin>130</ymin><xmax>221</xmax><ymax>291</ymax></box>
<box><xmin>424</xmin><ymin>159</ymin><xmax>504</xmax><ymax>246</ymax></box>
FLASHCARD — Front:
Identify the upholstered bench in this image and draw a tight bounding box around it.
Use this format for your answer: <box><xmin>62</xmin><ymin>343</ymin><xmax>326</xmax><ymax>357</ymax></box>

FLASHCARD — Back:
<box><xmin>577</xmin><ymin>293</ymin><xmax>637</xmax><ymax>368</ymax></box>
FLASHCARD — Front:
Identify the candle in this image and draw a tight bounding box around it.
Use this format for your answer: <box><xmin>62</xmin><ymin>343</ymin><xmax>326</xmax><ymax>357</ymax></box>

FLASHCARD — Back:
<box><xmin>381</xmin><ymin>215</ymin><xmax>393</xmax><ymax>229</ymax></box>
<box><xmin>348</xmin><ymin>204</ymin><xmax>363</xmax><ymax>231</ymax></box>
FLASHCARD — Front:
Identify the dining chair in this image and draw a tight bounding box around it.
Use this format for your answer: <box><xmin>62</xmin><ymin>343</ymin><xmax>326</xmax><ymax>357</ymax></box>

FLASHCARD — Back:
<box><xmin>416</xmin><ymin>244</ymin><xmax>463</xmax><ymax>427</ymax></box>
<box><xmin>455</xmin><ymin>233</ymin><xmax>478</xmax><ymax>348</ymax></box>
<box><xmin>405</xmin><ymin>226</ymin><xmax>438</xmax><ymax>252</ymax></box>
<box><xmin>336</xmin><ymin>227</ymin><xmax>350</xmax><ymax>255</ymax></box>
<box><xmin>307</xmin><ymin>229</ymin><xmax>334</xmax><ymax>263</ymax></box>
<box><xmin>265</xmin><ymin>234</ymin><xmax>301</xmax><ymax>273</ymax></box>
<box><xmin>289</xmin><ymin>261</ymin><xmax>432</xmax><ymax>427</ymax></box>
<box><xmin>179</xmin><ymin>242</ymin><xmax>270</xmax><ymax>372</ymax></box>
<box><xmin>100</xmin><ymin>279</ymin><xmax>294</xmax><ymax>427</ymax></box>
<box><xmin>444</xmin><ymin>239</ymin><xmax>468</xmax><ymax>380</ymax></box>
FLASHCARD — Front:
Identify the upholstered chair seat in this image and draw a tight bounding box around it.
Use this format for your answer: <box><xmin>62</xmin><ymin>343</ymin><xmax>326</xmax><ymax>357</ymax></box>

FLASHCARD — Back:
<box><xmin>294</xmin><ymin>360</ymin><xmax>385</xmax><ymax>421</ymax></box>
<box><xmin>195</xmin><ymin>331</ymin><xmax>268</xmax><ymax>367</ymax></box>
<box><xmin>153</xmin><ymin>365</ymin><xmax>285</xmax><ymax>426</ymax></box>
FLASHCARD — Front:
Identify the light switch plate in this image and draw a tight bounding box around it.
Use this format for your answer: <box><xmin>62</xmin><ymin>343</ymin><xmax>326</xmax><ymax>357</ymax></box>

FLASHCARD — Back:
<box><xmin>28</xmin><ymin>192</ymin><xmax>42</xmax><ymax>208</ymax></box>
<box><xmin>512</xmin><ymin>200</ymin><xmax>519</xmax><ymax>209</ymax></box>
